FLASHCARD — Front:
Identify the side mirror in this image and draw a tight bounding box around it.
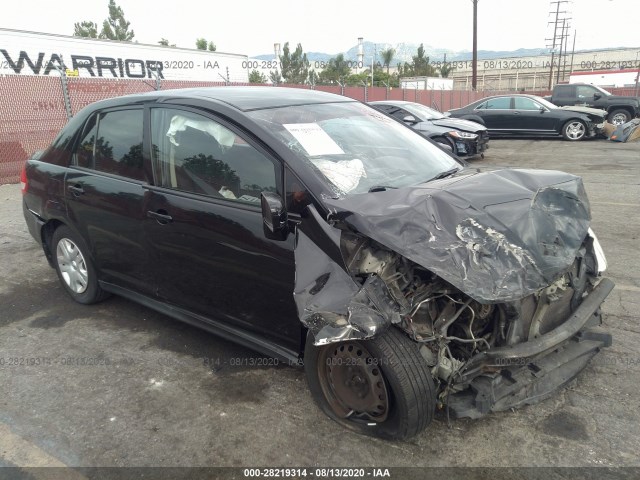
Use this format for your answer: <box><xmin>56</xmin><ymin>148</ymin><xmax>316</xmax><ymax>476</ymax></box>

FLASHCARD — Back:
<box><xmin>261</xmin><ymin>192</ymin><xmax>288</xmax><ymax>240</ymax></box>
<box><xmin>594</xmin><ymin>93</ymin><xmax>602</xmax><ymax>100</ymax></box>
<box><xmin>402</xmin><ymin>115</ymin><xmax>418</xmax><ymax>124</ymax></box>
<box><xmin>540</xmin><ymin>107</ymin><xmax>546</xmax><ymax>113</ymax></box>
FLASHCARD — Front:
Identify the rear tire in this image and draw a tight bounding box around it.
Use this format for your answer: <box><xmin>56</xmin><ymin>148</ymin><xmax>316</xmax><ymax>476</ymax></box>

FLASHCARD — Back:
<box><xmin>562</xmin><ymin>119</ymin><xmax>587</xmax><ymax>141</ymax></box>
<box><xmin>51</xmin><ymin>226</ymin><xmax>109</xmax><ymax>304</ymax></box>
<box><xmin>304</xmin><ymin>327</ymin><xmax>436</xmax><ymax>440</ymax></box>
<box><xmin>607</xmin><ymin>109</ymin><xmax>630</xmax><ymax>126</ymax></box>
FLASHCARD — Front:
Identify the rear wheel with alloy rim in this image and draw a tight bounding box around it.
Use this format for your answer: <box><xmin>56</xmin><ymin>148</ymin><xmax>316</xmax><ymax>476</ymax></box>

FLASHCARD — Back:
<box><xmin>562</xmin><ymin>120</ymin><xmax>587</xmax><ymax>141</ymax></box>
<box><xmin>304</xmin><ymin>327</ymin><xmax>436</xmax><ymax>440</ymax></box>
<box><xmin>52</xmin><ymin>226</ymin><xmax>109</xmax><ymax>304</ymax></box>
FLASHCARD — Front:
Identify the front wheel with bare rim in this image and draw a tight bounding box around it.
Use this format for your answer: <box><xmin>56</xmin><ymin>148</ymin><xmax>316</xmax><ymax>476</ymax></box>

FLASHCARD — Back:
<box><xmin>304</xmin><ymin>327</ymin><xmax>436</xmax><ymax>440</ymax></box>
<box><xmin>51</xmin><ymin>225</ymin><xmax>109</xmax><ymax>304</ymax></box>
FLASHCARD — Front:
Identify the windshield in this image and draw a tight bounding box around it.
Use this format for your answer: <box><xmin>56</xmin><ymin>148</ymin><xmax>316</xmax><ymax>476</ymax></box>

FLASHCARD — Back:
<box><xmin>248</xmin><ymin>102</ymin><xmax>459</xmax><ymax>196</ymax></box>
<box><xmin>400</xmin><ymin>103</ymin><xmax>445</xmax><ymax>120</ymax></box>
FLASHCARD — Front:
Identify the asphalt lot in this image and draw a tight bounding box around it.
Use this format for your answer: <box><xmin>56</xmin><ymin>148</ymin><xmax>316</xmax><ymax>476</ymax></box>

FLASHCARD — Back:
<box><xmin>1</xmin><ymin>138</ymin><xmax>639</xmax><ymax>469</ymax></box>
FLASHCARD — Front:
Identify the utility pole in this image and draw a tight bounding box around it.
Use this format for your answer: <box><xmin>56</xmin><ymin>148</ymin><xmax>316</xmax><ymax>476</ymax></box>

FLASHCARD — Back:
<box><xmin>471</xmin><ymin>0</ymin><xmax>478</xmax><ymax>90</ymax></box>
<box><xmin>569</xmin><ymin>30</ymin><xmax>577</xmax><ymax>76</ymax></box>
<box><xmin>546</xmin><ymin>0</ymin><xmax>569</xmax><ymax>89</ymax></box>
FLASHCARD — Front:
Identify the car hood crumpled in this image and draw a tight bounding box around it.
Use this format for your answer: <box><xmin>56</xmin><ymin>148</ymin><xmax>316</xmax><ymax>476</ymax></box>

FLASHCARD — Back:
<box><xmin>324</xmin><ymin>168</ymin><xmax>591</xmax><ymax>303</ymax></box>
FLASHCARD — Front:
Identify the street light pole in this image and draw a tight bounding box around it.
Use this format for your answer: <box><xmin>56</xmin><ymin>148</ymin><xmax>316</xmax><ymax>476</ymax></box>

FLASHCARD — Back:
<box><xmin>471</xmin><ymin>0</ymin><xmax>478</xmax><ymax>91</ymax></box>
<box><xmin>273</xmin><ymin>43</ymin><xmax>281</xmax><ymax>85</ymax></box>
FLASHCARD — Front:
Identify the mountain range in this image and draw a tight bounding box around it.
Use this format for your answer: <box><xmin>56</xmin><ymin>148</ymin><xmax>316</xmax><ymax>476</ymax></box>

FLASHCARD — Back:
<box><xmin>252</xmin><ymin>41</ymin><xmax>549</xmax><ymax>63</ymax></box>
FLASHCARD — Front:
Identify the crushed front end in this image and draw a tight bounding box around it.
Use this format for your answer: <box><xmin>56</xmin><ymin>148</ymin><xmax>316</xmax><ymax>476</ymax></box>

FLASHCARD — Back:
<box><xmin>295</xmin><ymin>168</ymin><xmax>614</xmax><ymax>418</ymax></box>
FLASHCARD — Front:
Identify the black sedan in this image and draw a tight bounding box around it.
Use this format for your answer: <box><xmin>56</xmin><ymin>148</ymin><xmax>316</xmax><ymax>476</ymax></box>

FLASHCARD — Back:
<box><xmin>447</xmin><ymin>94</ymin><xmax>602</xmax><ymax>141</ymax></box>
<box><xmin>370</xmin><ymin>100</ymin><xmax>489</xmax><ymax>158</ymax></box>
<box><xmin>22</xmin><ymin>87</ymin><xmax>613</xmax><ymax>440</ymax></box>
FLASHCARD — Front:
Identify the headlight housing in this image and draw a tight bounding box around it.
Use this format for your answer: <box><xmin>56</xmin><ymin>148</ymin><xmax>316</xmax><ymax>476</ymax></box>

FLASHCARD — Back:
<box><xmin>588</xmin><ymin>227</ymin><xmax>607</xmax><ymax>274</ymax></box>
<box><xmin>448</xmin><ymin>131</ymin><xmax>478</xmax><ymax>139</ymax></box>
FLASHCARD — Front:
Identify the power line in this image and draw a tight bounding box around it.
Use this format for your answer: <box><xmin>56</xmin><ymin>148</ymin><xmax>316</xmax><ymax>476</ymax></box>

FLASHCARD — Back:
<box><xmin>546</xmin><ymin>0</ymin><xmax>571</xmax><ymax>88</ymax></box>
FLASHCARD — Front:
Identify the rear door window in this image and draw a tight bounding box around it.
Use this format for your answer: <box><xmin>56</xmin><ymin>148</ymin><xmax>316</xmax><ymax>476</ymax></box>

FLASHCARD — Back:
<box><xmin>74</xmin><ymin>109</ymin><xmax>145</xmax><ymax>181</ymax></box>
<box><xmin>483</xmin><ymin>97</ymin><xmax>512</xmax><ymax>109</ymax></box>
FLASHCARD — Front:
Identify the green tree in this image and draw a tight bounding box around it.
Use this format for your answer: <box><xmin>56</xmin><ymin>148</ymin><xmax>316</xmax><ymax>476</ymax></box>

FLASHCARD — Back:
<box><xmin>249</xmin><ymin>69</ymin><xmax>267</xmax><ymax>83</ymax></box>
<box><xmin>398</xmin><ymin>44</ymin><xmax>436</xmax><ymax>77</ymax></box>
<box><xmin>317</xmin><ymin>53</ymin><xmax>351</xmax><ymax>84</ymax></box>
<box><xmin>158</xmin><ymin>38</ymin><xmax>176</xmax><ymax>47</ymax></box>
<box><xmin>99</xmin><ymin>0</ymin><xmax>134</xmax><ymax>41</ymax></box>
<box><xmin>279</xmin><ymin>42</ymin><xmax>310</xmax><ymax>84</ymax></box>
<box><xmin>380</xmin><ymin>48</ymin><xmax>395</xmax><ymax>75</ymax></box>
<box><xmin>346</xmin><ymin>71</ymin><xmax>370</xmax><ymax>86</ymax></box>
<box><xmin>269</xmin><ymin>70</ymin><xmax>282</xmax><ymax>85</ymax></box>
<box><xmin>208</xmin><ymin>41</ymin><xmax>216</xmax><ymax>52</ymax></box>
<box><xmin>73</xmin><ymin>21</ymin><xmax>98</xmax><ymax>38</ymax></box>
<box><xmin>439</xmin><ymin>62</ymin><xmax>455</xmax><ymax>78</ymax></box>
<box><xmin>196</xmin><ymin>38</ymin><xmax>207</xmax><ymax>50</ymax></box>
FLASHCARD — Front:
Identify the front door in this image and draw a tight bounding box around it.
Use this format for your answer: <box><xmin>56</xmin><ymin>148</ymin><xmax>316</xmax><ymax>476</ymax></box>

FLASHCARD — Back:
<box><xmin>144</xmin><ymin>106</ymin><xmax>300</xmax><ymax>351</ymax></box>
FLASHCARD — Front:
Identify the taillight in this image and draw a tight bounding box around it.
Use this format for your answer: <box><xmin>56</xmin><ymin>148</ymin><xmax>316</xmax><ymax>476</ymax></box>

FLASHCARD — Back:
<box><xmin>20</xmin><ymin>162</ymin><xmax>28</xmax><ymax>195</ymax></box>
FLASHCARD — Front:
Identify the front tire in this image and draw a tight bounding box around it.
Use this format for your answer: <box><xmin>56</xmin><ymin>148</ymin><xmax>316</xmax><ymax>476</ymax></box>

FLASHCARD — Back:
<box><xmin>434</xmin><ymin>136</ymin><xmax>457</xmax><ymax>155</ymax></box>
<box><xmin>562</xmin><ymin>119</ymin><xmax>587</xmax><ymax>141</ymax></box>
<box><xmin>607</xmin><ymin>109</ymin><xmax>631</xmax><ymax>126</ymax></box>
<box><xmin>52</xmin><ymin>226</ymin><xmax>109</xmax><ymax>304</ymax></box>
<box><xmin>304</xmin><ymin>327</ymin><xmax>436</xmax><ymax>440</ymax></box>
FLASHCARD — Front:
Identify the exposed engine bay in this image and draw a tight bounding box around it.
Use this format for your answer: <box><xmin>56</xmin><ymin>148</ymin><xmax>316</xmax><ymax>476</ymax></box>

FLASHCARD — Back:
<box><xmin>294</xmin><ymin>169</ymin><xmax>613</xmax><ymax>418</ymax></box>
<box><xmin>339</xmin><ymin>231</ymin><xmax>606</xmax><ymax>403</ymax></box>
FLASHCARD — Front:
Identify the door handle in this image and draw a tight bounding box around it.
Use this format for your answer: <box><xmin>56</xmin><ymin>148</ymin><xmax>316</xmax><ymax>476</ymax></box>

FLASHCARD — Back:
<box><xmin>513</xmin><ymin>112</ymin><xmax>520</xmax><ymax>115</ymax></box>
<box><xmin>147</xmin><ymin>210</ymin><xmax>173</xmax><ymax>224</ymax></box>
<box><xmin>68</xmin><ymin>184</ymin><xmax>85</xmax><ymax>195</ymax></box>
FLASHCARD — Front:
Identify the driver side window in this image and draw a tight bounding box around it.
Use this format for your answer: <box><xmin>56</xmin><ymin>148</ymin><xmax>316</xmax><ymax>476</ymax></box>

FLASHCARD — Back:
<box><xmin>150</xmin><ymin>108</ymin><xmax>279</xmax><ymax>204</ymax></box>
<box><xmin>577</xmin><ymin>86</ymin><xmax>596</xmax><ymax>99</ymax></box>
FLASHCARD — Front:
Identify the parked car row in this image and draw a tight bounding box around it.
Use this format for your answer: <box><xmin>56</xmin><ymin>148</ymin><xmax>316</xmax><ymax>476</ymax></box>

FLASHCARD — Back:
<box><xmin>369</xmin><ymin>101</ymin><xmax>489</xmax><ymax>158</ymax></box>
<box><xmin>23</xmin><ymin>87</ymin><xmax>613</xmax><ymax>440</ymax></box>
<box><xmin>447</xmin><ymin>94</ymin><xmax>607</xmax><ymax>141</ymax></box>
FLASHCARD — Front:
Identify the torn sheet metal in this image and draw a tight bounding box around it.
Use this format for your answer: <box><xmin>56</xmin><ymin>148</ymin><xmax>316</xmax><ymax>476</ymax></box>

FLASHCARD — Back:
<box><xmin>324</xmin><ymin>168</ymin><xmax>591</xmax><ymax>303</ymax></box>
<box><xmin>559</xmin><ymin>105</ymin><xmax>607</xmax><ymax>120</ymax></box>
<box><xmin>294</xmin><ymin>230</ymin><xmax>393</xmax><ymax>345</ymax></box>
<box><xmin>294</xmin><ymin>206</ymin><xmax>400</xmax><ymax>345</ymax></box>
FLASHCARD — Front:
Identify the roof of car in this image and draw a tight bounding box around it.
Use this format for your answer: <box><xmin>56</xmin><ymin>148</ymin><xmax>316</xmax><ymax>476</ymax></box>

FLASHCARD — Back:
<box><xmin>143</xmin><ymin>86</ymin><xmax>356</xmax><ymax>111</ymax></box>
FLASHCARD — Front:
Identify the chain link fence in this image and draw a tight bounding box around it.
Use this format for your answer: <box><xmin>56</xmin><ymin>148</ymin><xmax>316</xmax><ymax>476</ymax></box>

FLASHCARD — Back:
<box><xmin>0</xmin><ymin>75</ymin><xmax>635</xmax><ymax>184</ymax></box>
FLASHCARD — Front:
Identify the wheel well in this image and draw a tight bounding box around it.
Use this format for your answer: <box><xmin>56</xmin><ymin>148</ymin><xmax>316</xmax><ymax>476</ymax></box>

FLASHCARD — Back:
<box><xmin>564</xmin><ymin>118</ymin><xmax>586</xmax><ymax>126</ymax></box>
<box><xmin>608</xmin><ymin>107</ymin><xmax>633</xmax><ymax>116</ymax></box>
<box><xmin>41</xmin><ymin>219</ymin><xmax>64</xmax><ymax>266</ymax></box>
<box><xmin>607</xmin><ymin>105</ymin><xmax>633</xmax><ymax>113</ymax></box>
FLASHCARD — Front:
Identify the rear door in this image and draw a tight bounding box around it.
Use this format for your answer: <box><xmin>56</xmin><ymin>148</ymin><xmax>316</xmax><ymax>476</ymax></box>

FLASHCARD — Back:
<box><xmin>472</xmin><ymin>97</ymin><xmax>513</xmax><ymax>132</ymax></box>
<box><xmin>144</xmin><ymin>106</ymin><xmax>300</xmax><ymax>350</ymax></box>
<box><xmin>65</xmin><ymin>107</ymin><xmax>153</xmax><ymax>295</ymax></box>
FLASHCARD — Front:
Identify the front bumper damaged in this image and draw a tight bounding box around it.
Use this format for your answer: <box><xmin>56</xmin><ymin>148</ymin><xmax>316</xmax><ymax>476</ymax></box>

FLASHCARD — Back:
<box><xmin>448</xmin><ymin>277</ymin><xmax>614</xmax><ymax>418</ymax></box>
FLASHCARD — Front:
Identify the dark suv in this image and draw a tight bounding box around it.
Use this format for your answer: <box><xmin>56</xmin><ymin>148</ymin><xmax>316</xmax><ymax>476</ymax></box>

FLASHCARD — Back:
<box><xmin>22</xmin><ymin>87</ymin><xmax>614</xmax><ymax>440</ymax></box>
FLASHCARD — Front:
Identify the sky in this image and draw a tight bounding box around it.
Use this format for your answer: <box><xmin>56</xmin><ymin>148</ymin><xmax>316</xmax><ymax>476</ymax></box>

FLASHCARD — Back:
<box><xmin>1</xmin><ymin>0</ymin><xmax>639</xmax><ymax>56</ymax></box>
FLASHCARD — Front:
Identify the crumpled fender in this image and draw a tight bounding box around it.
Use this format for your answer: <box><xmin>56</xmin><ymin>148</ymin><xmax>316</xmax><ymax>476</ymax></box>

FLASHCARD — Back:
<box><xmin>294</xmin><ymin>205</ymin><xmax>397</xmax><ymax>345</ymax></box>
